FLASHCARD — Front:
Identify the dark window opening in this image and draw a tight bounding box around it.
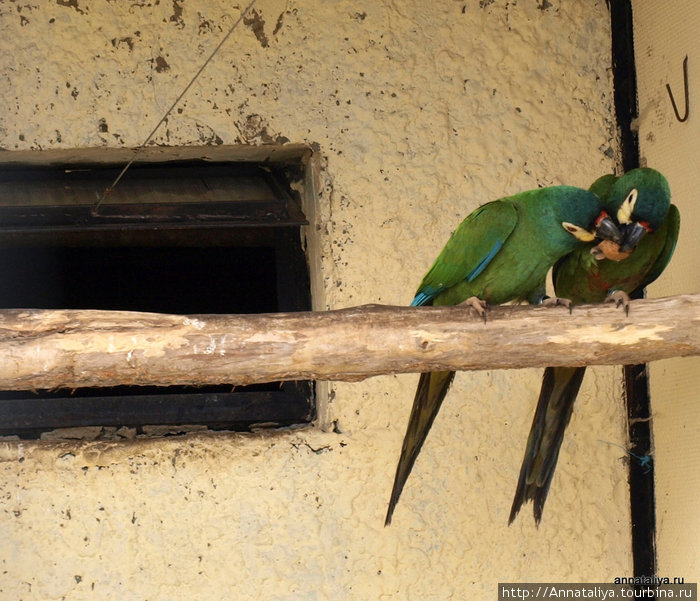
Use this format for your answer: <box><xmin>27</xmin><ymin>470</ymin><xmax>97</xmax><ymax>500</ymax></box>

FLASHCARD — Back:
<box><xmin>0</xmin><ymin>160</ymin><xmax>314</xmax><ymax>439</ymax></box>
<box><xmin>0</xmin><ymin>246</ymin><xmax>279</xmax><ymax>314</ymax></box>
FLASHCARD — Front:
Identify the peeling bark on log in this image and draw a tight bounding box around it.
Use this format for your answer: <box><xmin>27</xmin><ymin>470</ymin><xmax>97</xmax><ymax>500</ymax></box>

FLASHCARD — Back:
<box><xmin>0</xmin><ymin>294</ymin><xmax>698</xmax><ymax>391</ymax></box>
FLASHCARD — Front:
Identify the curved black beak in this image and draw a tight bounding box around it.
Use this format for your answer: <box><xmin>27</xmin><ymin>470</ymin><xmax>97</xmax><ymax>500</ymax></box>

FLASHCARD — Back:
<box><xmin>595</xmin><ymin>215</ymin><xmax>623</xmax><ymax>243</ymax></box>
<box><xmin>620</xmin><ymin>222</ymin><xmax>649</xmax><ymax>252</ymax></box>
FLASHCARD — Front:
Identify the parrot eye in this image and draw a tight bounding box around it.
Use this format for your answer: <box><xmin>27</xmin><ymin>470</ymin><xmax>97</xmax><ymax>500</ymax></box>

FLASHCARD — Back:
<box><xmin>561</xmin><ymin>222</ymin><xmax>596</xmax><ymax>242</ymax></box>
<box><xmin>617</xmin><ymin>188</ymin><xmax>638</xmax><ymax>224</ymax></box>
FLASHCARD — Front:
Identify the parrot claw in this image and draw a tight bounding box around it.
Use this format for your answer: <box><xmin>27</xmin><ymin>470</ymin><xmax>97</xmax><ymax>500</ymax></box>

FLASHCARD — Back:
<box><xmin>460</xmin><ymin>296</ymin><xmax>488</xmax><ymax>322</ymax></box>
<box><xmin>541</xmin><ymin>296</ymin><xmax>574</xmax><ymax>314</ymax></box>
<box><xmin>606</xmin><ymin>290</ymin><xmax>631</xmax><ymax>316</ymax></box>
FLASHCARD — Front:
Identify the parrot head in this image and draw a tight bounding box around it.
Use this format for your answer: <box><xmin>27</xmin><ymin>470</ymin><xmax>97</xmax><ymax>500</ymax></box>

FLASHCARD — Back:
<box><xmin>609</xmin><ymin>168</ymin><xmax>671</xmax><ymax>252</ymax></box>
<box><xmin>558</xmin><ymin>190</ymin><xmax>623</xmax><ymax>249</ymax></box>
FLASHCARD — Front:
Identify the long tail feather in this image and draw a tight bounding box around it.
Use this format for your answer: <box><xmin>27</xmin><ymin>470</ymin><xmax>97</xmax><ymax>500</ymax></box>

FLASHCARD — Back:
<box><xmin>509</xmin><ymin>366</ymin><xmax>586</xmax><ymax>525</ymax></box>
<box><xmin>385</xmin><ymin>370</ymin><xmax>455</xmax><ymax>526</ymax></box>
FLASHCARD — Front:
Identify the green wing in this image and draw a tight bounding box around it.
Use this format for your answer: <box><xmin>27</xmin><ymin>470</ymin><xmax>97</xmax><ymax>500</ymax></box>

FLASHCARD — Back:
<box><xmin>636</xmin><ymin>203</ymin><xmax>680</xmax><ymax>292</ymax></box>
<box><xmin>412</xmin><ymin>201</ymin><xmax>518</xmax><ymax>306</ymax></box>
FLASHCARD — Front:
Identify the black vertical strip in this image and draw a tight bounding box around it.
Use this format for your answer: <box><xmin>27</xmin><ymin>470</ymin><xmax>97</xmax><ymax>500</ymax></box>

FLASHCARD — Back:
<box><xmin>624</xmin><ymin>362</ymin><xmax>656</xmax><ymax>577</ymax></box>
<box><xmin>608</xmin><ymin>0</ymin><xmax>657</xmax><ymax>578</ymax></box>
<box><xmin>609</xmin><ymin>0</ymin><xmax>640</xmax><ymax>172</ymax></box>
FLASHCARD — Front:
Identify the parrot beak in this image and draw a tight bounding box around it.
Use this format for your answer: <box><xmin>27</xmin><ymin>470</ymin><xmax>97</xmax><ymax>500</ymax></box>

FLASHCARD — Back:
<box><xmin>594</xmin><ymin>212</ymin><xmax>623</xmax><ymax>243</ymax></box>
<box><xmin>619</xmin><ymin>221</ymin><xmax>650</xmax><ymax>253</ymax></box>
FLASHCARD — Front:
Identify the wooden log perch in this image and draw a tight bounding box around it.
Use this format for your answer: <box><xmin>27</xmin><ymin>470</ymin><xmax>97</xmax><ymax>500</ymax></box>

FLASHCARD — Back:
<box><xmin>0</xmin><ymin>294</ymin><xmax>698</xmax><ymax>391</ymax></box>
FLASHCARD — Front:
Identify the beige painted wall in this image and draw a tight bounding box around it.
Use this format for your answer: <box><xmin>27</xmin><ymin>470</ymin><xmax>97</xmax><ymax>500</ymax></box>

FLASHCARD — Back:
<box><xmin>632</xmin><ymin>0</ymin><xmax>700</xmax><ymax>581</ymax></box>
<box><xmin>0</xmin><ymin>1</ymin><xmax>631</xmax><ymax>599</ymax></box>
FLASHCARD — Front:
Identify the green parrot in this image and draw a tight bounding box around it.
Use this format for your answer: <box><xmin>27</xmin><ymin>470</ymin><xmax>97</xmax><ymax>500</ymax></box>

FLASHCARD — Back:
<box><xmin>384</xmin><ymin>185</ymin><xmax>623</xmax><ymax>526</ymax></box>
<box><xmin>508</xmin><ymin>167</ymin><xmax>679</xmax><ymax>525</ymax></box>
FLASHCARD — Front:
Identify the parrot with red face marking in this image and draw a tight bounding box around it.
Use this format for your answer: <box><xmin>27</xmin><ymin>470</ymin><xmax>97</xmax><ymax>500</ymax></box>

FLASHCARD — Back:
<box><xmin>509</xmin><ymin>167</ymin><xmax>679</xmax><ymax>525</ymax></box>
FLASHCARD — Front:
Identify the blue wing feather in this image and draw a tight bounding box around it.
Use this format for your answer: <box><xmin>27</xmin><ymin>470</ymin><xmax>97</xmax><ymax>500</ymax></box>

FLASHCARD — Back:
<box><xmin>466</xmin><ymin>239</ymin><xmax>504</xmax><ymax>282</ymax></box>
<box><xmin>410</xmin><ymin>292</ymin><xmax>433</xmax><ymax>307</ymax></box>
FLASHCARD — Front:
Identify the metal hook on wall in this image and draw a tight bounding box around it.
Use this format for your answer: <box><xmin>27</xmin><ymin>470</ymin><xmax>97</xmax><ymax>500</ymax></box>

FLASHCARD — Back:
<box><xmin>666</xmin><ymin>55</ymin><xmax>689</xmax><ymax>123</ymax></box>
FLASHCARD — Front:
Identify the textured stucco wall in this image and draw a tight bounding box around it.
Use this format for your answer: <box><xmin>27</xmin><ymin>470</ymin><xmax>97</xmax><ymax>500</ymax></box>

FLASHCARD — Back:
<box><xmin>1</xmin><ymin>1</ymin><xmax>631</xmax><ymax>599</ymax></box>
<box><xmin>633</xmin><ymin>0</ymin><xmax>700</xmax><ymax>581</ymax></box>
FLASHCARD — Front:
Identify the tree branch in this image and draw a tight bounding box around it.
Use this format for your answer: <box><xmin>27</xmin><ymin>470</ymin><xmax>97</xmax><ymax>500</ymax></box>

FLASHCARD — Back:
<box><xmin>0</xmin><ymin>294</ymin><xmax>698</xmax><ymax>391</ymax></box>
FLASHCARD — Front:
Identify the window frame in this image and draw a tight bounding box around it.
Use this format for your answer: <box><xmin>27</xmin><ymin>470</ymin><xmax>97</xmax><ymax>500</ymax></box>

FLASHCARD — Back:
<box><xmin>0</xmin><ymin>158</ymin><xmax>315</xmax><ymax>439</ymax></box>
